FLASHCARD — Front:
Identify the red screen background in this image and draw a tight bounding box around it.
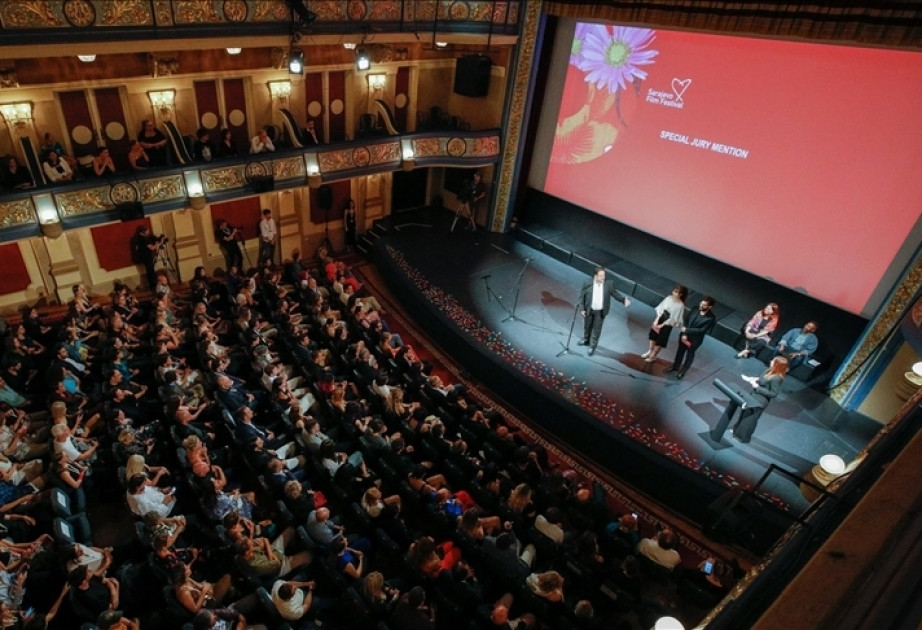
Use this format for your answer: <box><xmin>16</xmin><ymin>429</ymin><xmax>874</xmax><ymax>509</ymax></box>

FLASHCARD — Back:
<box><xmin>543</xmin><ymin>25</ymin><xmax>922</xmax><ymax>315</ymax></box>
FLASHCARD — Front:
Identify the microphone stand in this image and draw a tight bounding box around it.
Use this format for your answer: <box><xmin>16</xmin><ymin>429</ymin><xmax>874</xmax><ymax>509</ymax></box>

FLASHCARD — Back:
<box><xmin>501</xmin><ymin>258</ymin><xmax>530</xmax><ymax>323</ymax></box>
<box><xmin>482</xmin><ymin>274</ymin><xmax>509</xmax><ymax>316</ymax></box>
<box><xmin>557</xmin><ymin>298</ymin><xmax>582</xmax><ymax>357</ymax></box>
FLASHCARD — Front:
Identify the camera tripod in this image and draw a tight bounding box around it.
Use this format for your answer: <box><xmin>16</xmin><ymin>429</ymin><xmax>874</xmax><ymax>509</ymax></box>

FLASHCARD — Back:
<box><xmin>450</xmin><ymin>198</ymin><xmax>476</xmax><ymax>233</ymax></box>
<box><xmin>155</xmin><ymin>240</ymin><xmax>180</xmax><ymax>283</ymax></box>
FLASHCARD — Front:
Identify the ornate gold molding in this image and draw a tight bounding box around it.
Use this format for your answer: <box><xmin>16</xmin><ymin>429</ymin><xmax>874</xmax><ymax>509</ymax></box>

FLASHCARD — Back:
<box><xmin>0</xmin><ymin>198</ymin><xmax>35</xmax><ymax>228</ymax></box>
<box><xmin>830</xmin><ymin>252</ymin><xmax>922</xmax><ymax>403</ymax></box>
<box><xmin>491</xmin><ymin>0</ymin><xmax>543</xmax><ymax>232</ymax></box>
<box><xmin>56</xmin><ymin>187</ymin><xmax>110</xmax><ymax>217</ymax></box>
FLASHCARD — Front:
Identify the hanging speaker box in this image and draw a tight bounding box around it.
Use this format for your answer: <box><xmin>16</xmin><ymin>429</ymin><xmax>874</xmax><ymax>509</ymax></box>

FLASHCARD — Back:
<box><xmin>453</xmin><ymin>55</ymin><xmax>491</xmax><ymax>97</ymax></box>
<box><xmin>117</xmin><ymin>202</ymin><xmax>144</xmax><ymax>222</ymax></box>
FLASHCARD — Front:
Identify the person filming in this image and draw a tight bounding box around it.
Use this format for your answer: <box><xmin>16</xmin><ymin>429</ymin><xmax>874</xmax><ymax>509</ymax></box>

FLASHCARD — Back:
<box><xmin>131</xmin><ymin>226</ymin><xmax>166</xmax><ymax>291</ymax></box>
<box><xmin>215</xmin><ymin>220</ymin><xmax>243</xmax><ymax>271</ymax></box>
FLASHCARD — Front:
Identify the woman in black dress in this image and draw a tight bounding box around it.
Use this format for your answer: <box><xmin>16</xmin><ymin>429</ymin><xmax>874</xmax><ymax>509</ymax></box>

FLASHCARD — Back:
<box><xmin>732</xmin><ymin>356</ymin><xmax>788</xmax><ymax>443</ymax></box>
<box><xmin>137</xmin><ymin>119</ymin><xmax>169</xmax><ymax>166</ymax></box>
<box><xmin>216</xmin><ymin>128</ymin><xmax>239</xmax><ymax>159</ymax></box>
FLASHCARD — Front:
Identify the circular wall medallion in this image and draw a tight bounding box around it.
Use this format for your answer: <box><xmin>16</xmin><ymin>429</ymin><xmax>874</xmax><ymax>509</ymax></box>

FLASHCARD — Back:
<box><xmin>307</xmin><ymin>101</ymin><xmax>323</xmax><ymax>118</ymax></box>
<box><xmin>71</xmin><ymin>125</ymin><xmax>94</xmax><ymax>146</ymax></box>
<box><xmin>330</xmin><ymin>99</ymin><xmax>344</xmax><ymax>115</ymax></box>
<box><xmin>223</xmin><ymin>0</ymin><xmax>248</xmax><ymax>21</ymax></box>
<box><xmin>201</xmin><ymin>112</ymin><xmax>219</xmax><ymax>129</ymax></box>
<box><xmin>395</xmin><ymin>93</ymin><xmax>408</xmax><ymax>109</ymax></box>
<box><xmin>228</xmin><ymin>109</ymin><xmax>246</xmax><ymax>127</ymax></box>
<box><xmin>449</xmin><ymin>1</ymin><xmax>471</xmax><ymax>20</ymax></box>
<box><xmin>245</xmin><ymin>161</ymin><xmax>269</xmax><ymax>179</ymax></box>
<box><xmin>446</xmin><ymin>137</ymin><xmax>467</xmax><ymax>157</ymax></box>
<box><xmin>347</xmin><ymin>0</ymin><xmax>367</xmax><ymax>21</ymax></box>
<box><xmin>352</xmin><ymin>147</ymin><xmax>371</xmax><ymax>167</ymax></box>
<box><xmin>63</xmin><ymin>0</ymin><xmax>96</xmax><ymax>27</ymax></box>
<box><xmin>105</xmin><ymin>121</ymin><xmax>125</xmax><ymax>141</ymax></box>
<box><xmin>110</xmin><ymin>182</ymin><xmax>139</xmax><ymax>205</ymax></box>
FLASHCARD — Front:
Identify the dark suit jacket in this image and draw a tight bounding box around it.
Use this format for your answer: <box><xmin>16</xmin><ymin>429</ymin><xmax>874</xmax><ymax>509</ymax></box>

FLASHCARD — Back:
<box><xmin>747</xmin><ymin>373</ymin><xmax>783</xmax><ymax>409</ymax></box>
<box><xmin>683</xmin><ymin>308</ymin><xmax>717</xmax><ymax>347</ymax></box>
<box><xmin>580</xmin><ymin>278</ymin><xmax>627</xmax><ymax>317</ymax></box>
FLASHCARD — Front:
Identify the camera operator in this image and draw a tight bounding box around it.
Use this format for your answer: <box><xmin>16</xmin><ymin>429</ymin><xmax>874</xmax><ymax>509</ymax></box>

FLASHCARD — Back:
<box><xmin>459</xmin><ymin>171</ymin><xmax>486</xmax><ymax>231</ymax></box>
<box><xmin>215</xmin><ymin>219</ymin><xmax>243</xmax><ymax>271</ymax></box>
<box><xmin>131</xmin><ymin>226</ymin><xmax>165</xmax><ymax>290</ymax></box>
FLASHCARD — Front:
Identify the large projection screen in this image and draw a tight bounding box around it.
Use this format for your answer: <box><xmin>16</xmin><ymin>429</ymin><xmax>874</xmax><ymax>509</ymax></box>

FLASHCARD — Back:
<box><xmin>533</xmin><ymin>21</ymin><xmax>922</xmax><ymax>317</ymax></box>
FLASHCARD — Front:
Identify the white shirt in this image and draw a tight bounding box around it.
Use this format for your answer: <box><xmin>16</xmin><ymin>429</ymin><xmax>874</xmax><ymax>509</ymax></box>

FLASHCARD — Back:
<box><xmin>250</xmin><ymin>135</ymin><xmax>275</xmax><ymax>154</ymax></box>
<box><xmin>259</xmin><ymin>217</ymin><xmax>277</xmax><ymax>243</ymax></box>
<box><xmin>126</xmin><ymin>485</ymin><xmax>174</xmax><ymax>518</ymax></box>
<box><xmin>590</xmin><ymin>280</ymin><xmax>605</xmax><ymax>311</ymax></box>
<box><xmin>654</xmin><ymin>295</ymin><xmax>686</xmax><ymax>328</ymax></box>
<box><xmin>637</xmin><ymin>537</ymin><xmax>681</xmax><ymax>569</ymax></box>
<box><xmin>66</xmin><ymin>544</ymin><xmax>105</xmax><ymax>574</ymax></box>
<box><xmin>271</xmin><ymin>580</ymin><xmax>306</xmax><ymax>620</ymax></box>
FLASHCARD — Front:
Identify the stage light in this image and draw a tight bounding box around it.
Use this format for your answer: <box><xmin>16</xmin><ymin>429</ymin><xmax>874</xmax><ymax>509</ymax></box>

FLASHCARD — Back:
<box><xmin>355</xmin><ymin>48</ymin><xmax>371</xmax><ymax>71</ymax></box>
<box><xmin>288</xmin><ymin>50</ymin><xmax>304</xmax><ymax>74</ymax></box>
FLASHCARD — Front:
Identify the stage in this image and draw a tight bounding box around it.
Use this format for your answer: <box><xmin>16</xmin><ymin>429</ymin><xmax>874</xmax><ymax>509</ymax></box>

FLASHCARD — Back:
<box><xmin>362</xmin><ymin>208</ymin><xmax>880</xmax><ymax>548</ymax></box>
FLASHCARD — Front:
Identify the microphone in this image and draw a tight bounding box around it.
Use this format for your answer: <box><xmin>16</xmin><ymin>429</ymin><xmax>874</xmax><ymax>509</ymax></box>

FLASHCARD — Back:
<box><xmin>481</xmin><ymin>275</ymin><xmax>491</xmax><ymax>280</ymax></box>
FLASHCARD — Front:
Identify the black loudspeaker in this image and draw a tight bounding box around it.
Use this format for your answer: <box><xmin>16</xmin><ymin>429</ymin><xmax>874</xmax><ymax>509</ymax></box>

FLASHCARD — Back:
<box><xmin>317</xmin><ymin>184</ymin><xmax>333</xmax><ymax>210</ymax></box>
<box><xmin>117</xmin><ymin>202</ymin><xmax>144</xmax><ymax>222</ymax></box>
<box><xmin>248</xmin><ymin>175</ymin><xmax>275</xmax><ymax>193</ymax></box>
<box><xmin>453</xmin><ymin>55</ymin><xmax>492</xmax><ymax>97</ymax></box>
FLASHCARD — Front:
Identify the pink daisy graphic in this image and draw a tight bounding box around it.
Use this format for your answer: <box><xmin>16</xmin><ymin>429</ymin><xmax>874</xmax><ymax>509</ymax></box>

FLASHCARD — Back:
<box><xmin>580</xmin><ymin>26</ymin><xmax>658</xmax><ymax>94</ymax></box>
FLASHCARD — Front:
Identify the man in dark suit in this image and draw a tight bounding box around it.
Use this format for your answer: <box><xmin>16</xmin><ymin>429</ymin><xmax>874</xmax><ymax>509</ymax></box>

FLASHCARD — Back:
<box><xmin>666</xmin><ymin>295</ymin><xmax>717</xmax><ymax>379</ymax></box>
<box><xmin>579</xmin><ymin>267</ymin><xmax>631</xmax><ymax>355</ymax></box>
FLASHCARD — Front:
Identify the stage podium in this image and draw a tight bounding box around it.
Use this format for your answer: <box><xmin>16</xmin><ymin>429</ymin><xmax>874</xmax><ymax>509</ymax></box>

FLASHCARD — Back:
<box><xmin>711</xmin><ymin>379</ymin><xmax>751</xmax><ymax>442</ymax></box>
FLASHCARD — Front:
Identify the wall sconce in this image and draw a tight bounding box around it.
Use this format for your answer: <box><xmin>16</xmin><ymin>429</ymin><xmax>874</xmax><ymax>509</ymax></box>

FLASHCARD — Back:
<box><xmin>226</xmin><ymin>47</ymin><xmax>242</xmax><ymax>55</ymax></box>
<box><xmin>305</xmin><ymin>155</ymin><xmax>321</xmax><ymax>188</ymax></box>
<box><xmin>147</xmin><ymin>90</ymin><xmax>176</xmax><ymax>121</ymax></box>
<box><xmin>183</xmin><ymin>170</ymin><xmax>207</xmax><ymax>210</ymax></box>
<box><xmin>434</xmin><ymin>42</ymin><xmax>448</xmax><ymax>49</ymax></box>
<box><xmin>401</xmin><ymin>141</ymin><xmax>415</xmax><ymax>171</ymax></box>
<box><xmin>77</xmin><ymin>54</ymin><xmax>97</xmax><ymax>62</ymax></box>
<box><xmin>268</xmin><ymin>80</ymin><xmax>292</xmax><ymax>108</ymax></box>
<box><xmin>367</xmin><ymin>73</ymin><xmax>386</xmax><ymax>92</ymax></box>
<box><xmin>355</xmin><ymin>48</ymin><xmax>371</xmax><ymax>71</ymax></box>
<box><xmin>34</xmin><ymin>193</ymin><xmax>63</xmax><ymax>239</ymax></box>
<box><xmin>0</xmin><ymin>101</ymin><xmax>33</xmax><ymax>131</ymax></box>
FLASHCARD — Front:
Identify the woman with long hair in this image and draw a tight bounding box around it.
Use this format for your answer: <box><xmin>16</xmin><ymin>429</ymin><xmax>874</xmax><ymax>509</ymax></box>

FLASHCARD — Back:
<box><xmin>738</xmin><ymin>302</ymin><xmax>780</xmax><ymax>358</ymax></box>
<box><xmin>731</xmin><ymin>356</ymin><xmax>788</xmax><ymax>443</ymax></box>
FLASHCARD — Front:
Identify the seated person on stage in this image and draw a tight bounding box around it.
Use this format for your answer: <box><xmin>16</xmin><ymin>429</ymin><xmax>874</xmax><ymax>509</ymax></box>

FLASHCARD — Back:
<box><xmin>636</xmin><ymin>527</ymin><xmax>681</xmax><ymax>570</ymax></box>
<box><xmin>738</xmin><ymin>302</ymin><xmax>779</xmax><ymax>358</ymax></box>
<box><xmin>773</xmin><ymin>321</ymin><xmax>818</xmax><ymax>370</ymax></box>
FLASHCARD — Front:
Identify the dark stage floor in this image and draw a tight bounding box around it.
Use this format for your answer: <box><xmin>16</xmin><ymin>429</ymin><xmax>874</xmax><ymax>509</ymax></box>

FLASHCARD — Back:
<box><xmin>367</xmin><ymin>208</ymin><xmax>880</xmax><ymax>522</ymax></box>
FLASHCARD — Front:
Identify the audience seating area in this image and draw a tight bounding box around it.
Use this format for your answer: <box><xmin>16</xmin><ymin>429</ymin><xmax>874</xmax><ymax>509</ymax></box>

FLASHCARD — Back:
<box><xmin>0</xmin><ymin>252</ymin><xmax>738</xmax><ymax>630</ymax></box>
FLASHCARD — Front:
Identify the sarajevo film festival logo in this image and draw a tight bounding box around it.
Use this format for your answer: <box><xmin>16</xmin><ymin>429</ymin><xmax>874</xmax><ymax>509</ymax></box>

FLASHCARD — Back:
<box><xmin>645</xmin><ymin>77</ymin><xmax>691</xmax><ymax>109</ymax></box>
<box><xmin>671</xmin><ymin>78</ymin><xmax>691</xmax><ymax>103</ymax></box>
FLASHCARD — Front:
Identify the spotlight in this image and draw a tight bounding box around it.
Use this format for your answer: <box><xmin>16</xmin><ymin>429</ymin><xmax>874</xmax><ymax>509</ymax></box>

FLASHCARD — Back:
<box><xmin>288</xmin><ymin>50</ymin><xmax>304</xmax><ymax>74</ymax></box>
<box><xmin>355</xmin><ymin>48</ymin><xmax>371</xmax><ymax>71</ymax></box>
<box><xmin>285</xmin><ymin>0</ymin><xmax>317</xmax><ymax>24</ymax></box>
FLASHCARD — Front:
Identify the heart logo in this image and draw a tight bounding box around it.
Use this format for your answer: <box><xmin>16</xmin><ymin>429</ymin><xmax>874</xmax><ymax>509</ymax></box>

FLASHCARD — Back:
<box><xmin>671</xmin><ymin>78</ymin><xmax>691</xmax><ymax>102</ymax></box>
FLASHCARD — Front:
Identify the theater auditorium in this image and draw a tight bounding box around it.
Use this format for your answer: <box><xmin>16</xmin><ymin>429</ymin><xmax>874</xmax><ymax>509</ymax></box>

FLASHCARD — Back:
<box><xmin>0</xmin><ymin>2</ymin><xmax>920</xmax><ymax>629</ymax></box>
